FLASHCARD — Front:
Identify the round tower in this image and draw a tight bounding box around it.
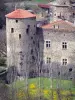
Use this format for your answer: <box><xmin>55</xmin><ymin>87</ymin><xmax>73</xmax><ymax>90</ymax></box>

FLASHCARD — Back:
<box><xmin>6</xmin><ymin>9</ymin><xmax>38</xmax><ymax>77</ymax></box>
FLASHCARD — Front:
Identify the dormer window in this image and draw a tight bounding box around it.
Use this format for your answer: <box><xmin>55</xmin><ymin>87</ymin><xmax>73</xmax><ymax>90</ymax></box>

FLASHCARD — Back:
<box><xmin>53</xmin><ymin>25</ymin><xmax>59</xmax><ymax>29</ymax></box>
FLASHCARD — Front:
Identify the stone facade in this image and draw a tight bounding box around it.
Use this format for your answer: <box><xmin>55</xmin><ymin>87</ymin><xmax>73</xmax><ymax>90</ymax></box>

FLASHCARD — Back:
<box><xmin>6</xmin><ymin>17</ymin><xmax>38</xmax><ymax>77</ymax></box>
<box><xmin>50</xmin><ymin>0</ymin><xmax>75</xmax><ymax>23</ymax></box>
<box><xmin>6</xmin><ymin>9</ymin><xmax>75</xmax><ymax>80</ymax></box>
<box><xmin>37</xmin><ymin>24</ymin><xmax>75</xmax><ymax>79</ymax></box>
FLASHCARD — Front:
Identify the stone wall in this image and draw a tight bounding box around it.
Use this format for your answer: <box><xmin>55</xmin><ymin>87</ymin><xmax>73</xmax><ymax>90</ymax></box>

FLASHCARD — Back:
<box><xmin>38</xmin><ymin>28</ymin><xmax>75</xmax><ymax>79</ymax></box>
<box><xmin>6</xmin><ymin>17</ymin><xmax>38</xmax><ymax>77</ymax></box>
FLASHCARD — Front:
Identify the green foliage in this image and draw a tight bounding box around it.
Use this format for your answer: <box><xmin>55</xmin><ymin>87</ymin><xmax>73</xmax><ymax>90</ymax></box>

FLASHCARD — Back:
<box><xmin>8</xmin><ymin>77</ymin><xmax>75</xmax><ymax>100</ymax></box>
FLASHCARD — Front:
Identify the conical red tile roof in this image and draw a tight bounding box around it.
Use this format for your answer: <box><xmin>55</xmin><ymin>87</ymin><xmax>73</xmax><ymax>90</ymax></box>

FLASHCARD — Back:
<box><xmin>5</xmin><ymin>9</ymin><xmax>36</xmax><ymax>19</ymax></box>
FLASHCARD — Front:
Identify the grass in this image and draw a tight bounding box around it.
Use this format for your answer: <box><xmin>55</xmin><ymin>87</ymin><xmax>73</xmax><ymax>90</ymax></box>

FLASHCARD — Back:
<box><xmin>8</xmin><ymin>77</ymin><xmax>75</xmax><ymax>100</ymax></box>
<box><xmin>31</xmin><ymin>0</ymin><xmax>55</xmax><ymax>3</ymax></box>
<box><xmin>9</xmin><ymin>77</ymin><xmax>75</xmax><ymax>90</ymax></box>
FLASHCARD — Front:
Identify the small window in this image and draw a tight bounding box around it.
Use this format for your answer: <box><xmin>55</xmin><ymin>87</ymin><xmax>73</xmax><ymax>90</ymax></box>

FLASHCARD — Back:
<box><xmin>46</xmin><ymin>41</ymin><xmax>50</xmax><ymax>48</ymax></box>
<box><xmin>62</xmin><ymin>42</ymin><xmax>67</xmax><ymax>49</ymax></box>
<box><xmin>58</xmin><ymin>72</ymin><xmax>60</xmax><ymax>76</ymax></box>
<box><xmin>34</xmin><ymin>25</ymin><xmax>36</xmax><ymax>27</ymax></box>
<box><xmin>31</xmin><ymin>37</ymin><xmax>33</xmax><ymax>39</ymax></box>
<box><xmin>32</xmin><ymin>56</ymin><xmax>35</xmax><ymax>61</ymax></box>
<box><xmin>19</xmin><ymin>34</ymin><xmax>21</xmax><ymax>39</ymax></box>
<box><xmin>28</xmin><ymin>25</ymin><xmax>30</xmax><ymax>28</ymax></box>
<box><xmin>31</xmin><ymin>49</ymin><xmax>33</xmax><ymax>54</ymax></box>
<box><xmin>19</xmin><ymin>51</ymin><xmax>22</xmax><ymax>54</ymax></box>
<box><xmin>33</xmin><ymin>41</ymin><xmax>35</xmax><ymax>44</ymax></box>
<box><xmin>16</xmin><ymin>20</ymin><xmax>18</xmax><ymax>23</ymax></box>
<box><xmin>26</xmin><ymin>25</ymin><xmax>30</xmax><ymax>34</ymax></box>
<box><xmin>47</xmin><ymin>57</ymin><xmax>51</xmax><ymax>64</ymax></box>
<box><xmin>11</xmin><ymin>28</ymin><xmax>14</xmax><ymax>33</ymax></box>
<box><xmin>69</xmin><ymin>68</ymin><xmax>72</xmax><ymax>72</ymax></box>
<box><xmin>62</xmin><ymin>59</ymin><xmax>67</xmax><ymax>66</ymax></box>
<box><xmin>26</xmin><ymin>28</ymin><xmax>29</xmax><ymax>34</ymax></box>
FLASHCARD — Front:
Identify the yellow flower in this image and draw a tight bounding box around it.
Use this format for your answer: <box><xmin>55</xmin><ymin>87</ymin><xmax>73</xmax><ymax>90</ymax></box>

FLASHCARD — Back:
<box><xmin>61</xmin><ymin>90</ymin><xmax>70</xmax><ymax>95</ymax></box>
<box><xmin>53</xmin><ymin>91</ymin><xmax>58</xmax><ymax>100</ymax></box>
<box><xmin>43</xmin><ymin>90</ymin><xmax>49</xmax><ymax>95</ymax></box>
<box><xmin>29</xmin><ymin>84</ymin><xmax>36</xmax><ymax>89</ymax></box>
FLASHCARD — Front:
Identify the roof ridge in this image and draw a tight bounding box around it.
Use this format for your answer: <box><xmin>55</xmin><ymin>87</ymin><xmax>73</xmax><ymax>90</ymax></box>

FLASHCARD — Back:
<box><xmin>41</xmin><ymin>20</ymin><xmax>75</xmax><ymax>31</ymax></box>
<box><xmin>5</xmin><ymin>9</ymin><xmax>36</xmax><ymax>19</ymax></box>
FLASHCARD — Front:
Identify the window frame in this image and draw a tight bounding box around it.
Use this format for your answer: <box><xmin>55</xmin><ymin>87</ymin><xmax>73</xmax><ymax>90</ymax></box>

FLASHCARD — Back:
<box><xmin>62</xmin><ymin>42</ymin><xmax>67</xmax><ymax>50</ymax></box>
<box><xmin>46</xmin><ymin>57</ymin><xmax>51</xmax><ymax>64</ymax></box>
<box><xmin>26</xmin><ymin>25</ymin><xmax>30</xmax><ymax>34</ymax></box>
<box><xmin>11</xmin><ymin>28</ymin><xmax>14</xmax><ymax>33</ymax></box>
<box><xmin>46</xmin><ymin>40</ymin><xmax>51</xmax><ymax>48</ymax></box>
<box><xmin>19</xmin><ymin>34</ymin><xmax>21</xmax><ymax>39</ymax></box>
<box><xmin>62</xmin><ymin>58</ymin><xmax>68</xmax><ymax>66</ymax></box>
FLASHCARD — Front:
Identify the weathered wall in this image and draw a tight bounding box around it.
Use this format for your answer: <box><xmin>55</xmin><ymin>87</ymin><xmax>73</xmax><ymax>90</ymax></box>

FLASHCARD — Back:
<box><xmin>6</xmin><ymin>17</ymin><xmax>38</xmax><ymax>77</ymax></box>
<box><xmin>52</xmin><ymin>6</ymin><xmax>71</xmax><ymax>21</ymax></box>
<box><xmin>38</xmin><ymin>29</ymin><xmax>75</xmax><ymax>79</ymax></box>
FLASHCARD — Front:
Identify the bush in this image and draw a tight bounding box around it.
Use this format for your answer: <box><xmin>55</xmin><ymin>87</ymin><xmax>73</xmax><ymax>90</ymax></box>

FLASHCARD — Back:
<box><xmin>0</xmin><ymin>58</ymin><xmax>6</xmax><ymax>66</ymax></box>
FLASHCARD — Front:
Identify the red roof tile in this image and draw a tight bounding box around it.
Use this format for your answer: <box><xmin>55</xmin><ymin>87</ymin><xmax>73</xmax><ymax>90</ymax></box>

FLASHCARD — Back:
<box><xmin>5</xmin><ymin>9</ymin><xmax>36</xmax><ymax>19</ymax></box>
<box><xmin>42</xmin><ymin>20</ymin><xmax>75</xmax><ymax>31</ymax></box>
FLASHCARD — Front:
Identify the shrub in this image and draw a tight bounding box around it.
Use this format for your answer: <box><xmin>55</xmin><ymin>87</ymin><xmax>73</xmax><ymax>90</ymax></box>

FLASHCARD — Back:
<box><xmin>0</xmin><ymin>58</ymin><xmax>6</xmax><ymax>66</ymax></box>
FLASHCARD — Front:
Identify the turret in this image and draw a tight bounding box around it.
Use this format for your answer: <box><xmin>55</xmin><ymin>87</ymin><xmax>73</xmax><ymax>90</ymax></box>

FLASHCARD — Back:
<box><xmin>5</xmin><ymin>9</ymin><xmax>38</xmax><ymax>77</ymax></box>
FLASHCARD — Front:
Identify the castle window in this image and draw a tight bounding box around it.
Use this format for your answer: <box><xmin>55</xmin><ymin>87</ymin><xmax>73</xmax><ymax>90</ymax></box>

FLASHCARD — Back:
<box><xmin>31</xmin><ymin>49</ymin><xmax>33</xmax><ymax>54</ymax></box>
<box><xmin>62</xmin><ymin>42</ymin><xmax>67</xmax><ymax>49</ymax></box>
<box><xmin>19</xmin><ymin>34</ymin><xmax>21</xmax><ymax>39</ymax></box>
<box><xmin>46</xmin><ymin>41</ymin><xmax>50</xmax><ymax>48</ymax></box>
<box><xmin>69</xmin><ymin>68</ymin><xmax>72</xmax><ymax>72</ymax></box>
<box><xmin>19</xmin><ymin>51</ymin><xmax>22</xmax><ymax>54</ymax></box>
<box><xmin>28</xmin><ymin>25</ymin><xmax>30</xmax><ymax>28</ymax></box>
<box><xmin>16</xmin><ymin>20</ymin><xmax>18</xmax><ymax>23</ymax></box>
<box><xmin>32</xmin><ymin>56</ymin><xmax>35</xmax><ymax>61</ymax></box>
<box><xmin>62</xmin><ymin>59</ymin><xmax>67</xmax><ymax>66</ymax></box>
<box><xmin>26</xmin><ymin>28</ymin><xmax>29</xmax><ymax>34</ymax></box>
<box><xmin>31</xmin><ymin>37</ymin><xmax>33</xmax><ymax>39</ymax></box>
<box><xmin>26</xmin><ymin>25</ymin><xmax>30</xmax><ymax>34</ymax></box>
<box><xmin>11</xmin><ymin>28</ymin><xmax>14</xmax><ymax>33</ymax></box>
<box><xmin>46</xmin><ymin>57</ymin><xmax>51</xmax><ymax>64</ymax></box>
<box><xmin>33</xmin><ymin>41</ymin><xmax>35</xmax><ymax>44</ymax></box>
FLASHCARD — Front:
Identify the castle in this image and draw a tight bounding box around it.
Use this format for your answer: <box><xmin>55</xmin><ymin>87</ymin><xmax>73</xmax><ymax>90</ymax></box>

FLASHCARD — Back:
<box><xmin>6</xmin><ymin>0</ymin><xmax>75</xmax><ymax>80</ymax></box>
